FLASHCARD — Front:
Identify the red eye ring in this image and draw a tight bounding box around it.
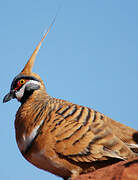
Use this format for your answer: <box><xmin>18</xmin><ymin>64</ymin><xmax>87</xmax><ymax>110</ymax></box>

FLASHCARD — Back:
<box><xmin>14</xmin><ymin>79</ymin><xmax>26</xmax><ymax>90</ymax></box>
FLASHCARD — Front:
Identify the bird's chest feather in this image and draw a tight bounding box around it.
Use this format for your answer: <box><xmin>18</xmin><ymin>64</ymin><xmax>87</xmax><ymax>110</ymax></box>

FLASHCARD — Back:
<box><xmin>14</xmin><ymin>99</ymin><xmax>49</xmax><ymax>152</ymax></box>
<box><xmin>15</xmin><ymin>117</ymin><xmax>45</xmax><ymax>153</ymax></box>
<box><xmin>14</xmin><ymin>103</ymin><xmax>70</xmax><ymax>177</ymax></box>
<box><xmin>15</xmin><ymin>113</ymin><xmax>70</xmax><ymax>178</ymax></box>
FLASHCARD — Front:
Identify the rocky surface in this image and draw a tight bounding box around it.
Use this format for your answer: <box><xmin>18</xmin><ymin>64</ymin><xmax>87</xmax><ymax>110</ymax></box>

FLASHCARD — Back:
<box><xmin>73</xmin><ymin>158</ymin><xmax>138</xmax><ymax>180</ymax></box>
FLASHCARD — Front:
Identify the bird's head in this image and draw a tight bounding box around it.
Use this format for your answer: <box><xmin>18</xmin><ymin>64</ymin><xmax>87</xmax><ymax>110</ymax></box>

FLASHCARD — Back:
<box><xmin>3</xmin><ymin>17</ymin><xmax>55</xmax><ymax>103</ymax></box>
<box><xmin>3</xmin><ymin>72</ymin><xmax>45</xmax><ymax>103</ymax></box>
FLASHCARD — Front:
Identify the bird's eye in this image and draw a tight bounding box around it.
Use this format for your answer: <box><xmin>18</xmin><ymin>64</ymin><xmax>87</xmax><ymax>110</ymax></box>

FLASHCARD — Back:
<box><xmin>14</xmin><ymin>79</ymin><xmax>27</xmax><ymax>90</ymax></box>
<box><xmin>19</xmin><ymin>79</ymin><xmax>25</xmax><ymax>85</ymax></box>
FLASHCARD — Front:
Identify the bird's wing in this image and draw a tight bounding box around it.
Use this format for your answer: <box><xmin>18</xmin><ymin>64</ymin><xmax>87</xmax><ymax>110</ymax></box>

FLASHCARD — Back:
<box><xmin>49</xmin><ymin>103</ymin><xmax>134</xmax><ymax>163</ymax></box>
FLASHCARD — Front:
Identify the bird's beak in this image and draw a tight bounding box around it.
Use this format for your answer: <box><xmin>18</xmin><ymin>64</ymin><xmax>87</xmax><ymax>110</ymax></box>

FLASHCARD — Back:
<box><xmin>3</xmin><ymin>90</ymin><xmax>15</xmax><ymax>103</ymax></box>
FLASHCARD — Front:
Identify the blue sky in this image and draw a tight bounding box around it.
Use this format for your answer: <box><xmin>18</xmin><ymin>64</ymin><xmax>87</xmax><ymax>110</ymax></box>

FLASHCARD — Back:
<box><xmin>1</xmin><ymin>0</ymin><xmax>138</xmax><ymax>180</ymax></box>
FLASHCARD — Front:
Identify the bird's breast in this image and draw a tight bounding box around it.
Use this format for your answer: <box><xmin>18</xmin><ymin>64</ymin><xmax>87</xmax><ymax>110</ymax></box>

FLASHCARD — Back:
<box><xmin>20</xmin><ymin>128</ymin><xmax>72</xmax><ymax>178</ymax></box>
<box><xmin>16</xmin><ymin>117</ymin><xmax>45</xmax><ymax>153</ymax></box>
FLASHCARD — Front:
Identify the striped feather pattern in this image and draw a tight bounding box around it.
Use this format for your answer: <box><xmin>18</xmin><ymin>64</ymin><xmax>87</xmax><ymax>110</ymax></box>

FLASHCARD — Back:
<box><xmin>48</xmin><ymin>102</ymin><xmax>136</xmax><ymax>162</ymax></box>
<box><xmin>14</xmin><ymin>88</ymin><xmax>138</xmax><ymax>179</ymax></box>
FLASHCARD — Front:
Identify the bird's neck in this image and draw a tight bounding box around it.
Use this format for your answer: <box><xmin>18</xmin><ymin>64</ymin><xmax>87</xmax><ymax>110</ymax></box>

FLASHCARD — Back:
<box><xmin>15</xmin><ymin>88</ymin><xmax>52</xmax><ymax>152</ymax></box>
<box><xmin>16</xmin><ymin>88</ymin><xmax>51</xmax><ymax>133</ymax></box>
<box><xmin>20</xmin><ymin>86</ymin><xmax>49</xmax><ymax>104</ymax></box>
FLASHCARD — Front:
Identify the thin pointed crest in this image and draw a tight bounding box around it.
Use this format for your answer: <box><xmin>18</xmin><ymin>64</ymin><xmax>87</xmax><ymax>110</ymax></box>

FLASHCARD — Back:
<box><xmin>21</xmin><ymin>15</ymin><xmax>57</xmax><ymax>74</ymax></box>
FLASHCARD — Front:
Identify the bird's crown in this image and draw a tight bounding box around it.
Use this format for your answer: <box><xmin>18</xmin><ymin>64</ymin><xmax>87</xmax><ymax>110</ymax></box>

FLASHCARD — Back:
<box><xmin>3</xmin><ymin>16</ymin><xmax>56</xmax><ymax>103</ymax></box>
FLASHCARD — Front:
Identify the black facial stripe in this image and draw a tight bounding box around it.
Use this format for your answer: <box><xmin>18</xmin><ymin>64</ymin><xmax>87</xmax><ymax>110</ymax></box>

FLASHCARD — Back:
<box><xmin>11</xmin><ymin>73</ymin><xmax>40</xmax><ymax>90</ymax></box>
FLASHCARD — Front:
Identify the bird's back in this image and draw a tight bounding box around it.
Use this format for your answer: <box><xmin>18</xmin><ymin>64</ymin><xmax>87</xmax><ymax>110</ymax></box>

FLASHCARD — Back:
<box><xmin>48</xmin><ymin>98</ymin><xmax>137</xmax><ymax>160</ymax></box>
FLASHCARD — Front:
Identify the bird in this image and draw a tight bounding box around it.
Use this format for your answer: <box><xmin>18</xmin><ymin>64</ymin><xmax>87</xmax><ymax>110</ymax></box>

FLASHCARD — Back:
<box><xmin>3</xmin><ymin>19</ymin><xmax>138</xmax><ymax>180</ymax></box>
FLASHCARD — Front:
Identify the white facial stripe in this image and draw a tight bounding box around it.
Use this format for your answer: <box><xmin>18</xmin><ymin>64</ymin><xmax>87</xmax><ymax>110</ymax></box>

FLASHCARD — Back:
<box><xmin>15</xmin><ymin>80</ymin><xmax>41</xmax><ymax>101</ymax></box>
<box><xmin>15</xmin><ymin>84</ymin><xmax>26</xmax><ymax>101</ymax></box>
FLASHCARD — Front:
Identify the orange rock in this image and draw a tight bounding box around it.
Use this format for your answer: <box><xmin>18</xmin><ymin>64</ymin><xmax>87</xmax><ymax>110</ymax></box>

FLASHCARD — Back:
<box><xmin>73</xmin><ymin>158</ymin><xmax>138</xmax><ymax>180</ymax></box>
